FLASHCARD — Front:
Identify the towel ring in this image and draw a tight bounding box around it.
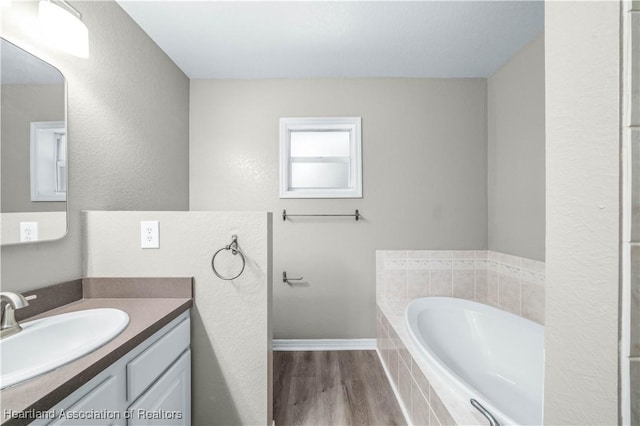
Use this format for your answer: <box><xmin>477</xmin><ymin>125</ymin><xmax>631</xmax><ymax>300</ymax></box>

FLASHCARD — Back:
<box><xmin>211</xmin><ymin>235</ymin><xmax>246</xmax><ymax>280</ymax></box>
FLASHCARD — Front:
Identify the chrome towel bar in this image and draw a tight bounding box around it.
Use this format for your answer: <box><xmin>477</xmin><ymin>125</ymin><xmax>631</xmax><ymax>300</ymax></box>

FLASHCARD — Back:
<box><xmin>282</xmin><ymin>209</ymin><xmax>360</xmax><ymax>221</ymax></box>
<box><xmin>283</xmin><ymin>271</ymin><xmax>303</xmax><ymax>284</ymax></box>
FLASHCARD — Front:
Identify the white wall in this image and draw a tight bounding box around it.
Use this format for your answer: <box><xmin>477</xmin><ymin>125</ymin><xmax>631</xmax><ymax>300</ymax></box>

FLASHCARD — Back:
<box><xmin>488</xmin><ymin>35</ymin><xmax>545</xmax><ymax>261</ymax></box>
<box><xmin>190</xmin><ymin>78</ymin><xmax>488</xmax><ymax>339</ymax></box>
<box><xmin>0</xmin><ymin>1</ymin><xmax>189</xmax><ymax>292</ymax></box>
<box><xmin>544</xmin><ymin>1</ymin><xmax>621</xmax><ymax>423</ymax></box>
<box><xmin>83</xmin><ymin>211</ymin><xmax>272</xmax><ymax>426</ymax></box>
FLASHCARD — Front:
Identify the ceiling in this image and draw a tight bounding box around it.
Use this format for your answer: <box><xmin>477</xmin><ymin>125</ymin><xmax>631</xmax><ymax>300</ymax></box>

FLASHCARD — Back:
<box><xmin>117</xmin><ymin>1</ymin><xmax>544</xmax><ymax>79</ymax></box>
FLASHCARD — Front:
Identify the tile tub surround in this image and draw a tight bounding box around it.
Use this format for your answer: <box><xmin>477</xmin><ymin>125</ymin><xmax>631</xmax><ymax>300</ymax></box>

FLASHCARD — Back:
<box><xmin>376</xmin><ymin>300</ymin><xmax>485</xmax><ymax>426</ymax></box>
<box><xmin>376</xmin><ymin>250</ymin><xmax>545</xmax><ymax>324</ymax></box>
<box><xmin>376</xmin><ymin>250</ymin><xmax>544</xmax><ymax>425</ymax></box>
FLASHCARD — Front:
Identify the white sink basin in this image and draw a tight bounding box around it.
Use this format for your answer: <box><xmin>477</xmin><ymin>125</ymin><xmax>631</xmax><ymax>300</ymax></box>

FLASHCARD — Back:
<box><xmin>0</xmin><ymin>308</ymin><xmax>129</xmax><ymax>389</ymax></box>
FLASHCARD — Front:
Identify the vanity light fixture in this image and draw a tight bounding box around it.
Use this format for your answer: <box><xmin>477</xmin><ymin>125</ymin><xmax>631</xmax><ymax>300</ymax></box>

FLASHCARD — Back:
<box><xmin>39</xmin><ymin>0</ymin><xmax>88</xmax><ymax>58</ymax></box>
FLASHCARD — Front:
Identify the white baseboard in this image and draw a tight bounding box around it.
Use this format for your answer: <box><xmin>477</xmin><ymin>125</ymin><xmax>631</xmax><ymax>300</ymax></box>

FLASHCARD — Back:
<box><xmin>273</xmin><ymin>338</ymin><xmax>376</xmax><ymax>351</ymax></box>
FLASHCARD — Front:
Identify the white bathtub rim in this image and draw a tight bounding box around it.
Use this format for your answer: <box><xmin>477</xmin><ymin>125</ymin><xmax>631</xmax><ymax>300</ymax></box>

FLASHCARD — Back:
<box><xmin>378</xmin><ymin>300</ymin><xmax>489</xmax><ymax>426</ymax></box>
<box><xmin>405</xmin><ymin>297</ymin><xmax>542</xmax><ymax>426</ymax></box>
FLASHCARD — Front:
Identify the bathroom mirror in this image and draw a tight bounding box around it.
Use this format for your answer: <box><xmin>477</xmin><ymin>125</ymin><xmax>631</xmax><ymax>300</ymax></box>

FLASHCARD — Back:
<box><xmin>1</xmin><ymin>38</ymin><xmax>68</xmax><ymax>245</ymax></box>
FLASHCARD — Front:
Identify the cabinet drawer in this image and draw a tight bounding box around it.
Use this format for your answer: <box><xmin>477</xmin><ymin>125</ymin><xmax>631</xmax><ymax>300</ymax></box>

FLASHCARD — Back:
<box><xmin>127</xmin><ymin>350</ymin><xmax>190</xmax><ymax>426</ymax></box>
<box><xmin>49</xmin><ymin>376</ymin><xmax>119</xmax><ymax>426</ymax></box>
<box><xmin>127</xmin><ymin>318</ymin><xmax>190</xmax><ymax>402</ymax></box>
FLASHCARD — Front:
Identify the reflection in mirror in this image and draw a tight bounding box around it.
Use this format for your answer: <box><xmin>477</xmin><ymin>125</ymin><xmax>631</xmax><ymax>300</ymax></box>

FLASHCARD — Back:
<box><xmin>1</xmin><ymin>38</ymin><xmax>68</xmax><ymax>245</ymax></box>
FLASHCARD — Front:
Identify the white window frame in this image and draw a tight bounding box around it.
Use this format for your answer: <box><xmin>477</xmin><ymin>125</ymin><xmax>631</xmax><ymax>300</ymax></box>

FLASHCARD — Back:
<box><xmin>279</xmin><ymin>117</ymin><xmax>362</xmax><ymax>198</ymax></box>
<box><xmin>30</xmin><ymin>121</ymin><xmax>67</xmax><ymax>202</ymax></box>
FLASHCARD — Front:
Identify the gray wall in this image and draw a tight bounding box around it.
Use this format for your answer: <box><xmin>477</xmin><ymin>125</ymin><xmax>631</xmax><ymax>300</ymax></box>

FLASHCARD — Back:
<box><xmin>1</xmin><ymin>84</ymin><xmax>65</xmax><ymax>213</ymax></box>
<box><xmin>84</xmin><ymin>211</ymin><xmax>272</xmax><ymax>426</ymax></box>
<box><xmin>544</xmin><ymin>1</ymin><xmax>620</xmax><ymax>423</ymax></box>
<box><xmin>190</xmin><ymin>78</ymin><xmax>488</xmax><ymax>339</ymax></box>
<box><xmin>1</xmin><ymin>0</ymin><xmax>189</xmax><ymax>292</ymax></box>
<box><xmin>487</xmin><ymin>34</ymin><xmax>545</xmax><ymax>261</ymax></box>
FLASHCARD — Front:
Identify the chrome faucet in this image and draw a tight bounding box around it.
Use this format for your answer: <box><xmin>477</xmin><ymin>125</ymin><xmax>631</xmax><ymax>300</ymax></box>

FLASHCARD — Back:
<box><xmin>1</xmin><ymin>292</ymin><xmax>31</xmax><ymax>339</ymax></box>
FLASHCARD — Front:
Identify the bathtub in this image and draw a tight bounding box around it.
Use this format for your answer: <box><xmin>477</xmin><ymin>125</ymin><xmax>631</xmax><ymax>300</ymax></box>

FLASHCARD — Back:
<box><xmin>405</xmin><ymin>297</ymin><xmax>544</xmax><ymax>425</ymax></box>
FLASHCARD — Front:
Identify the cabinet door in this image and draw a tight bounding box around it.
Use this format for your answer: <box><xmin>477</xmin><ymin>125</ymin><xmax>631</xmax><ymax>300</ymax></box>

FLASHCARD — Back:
<box><xmin>127</xmin><ymin>350</ymin><xmax>190</xmax><ymax>426</ymax></box>
<box><xmin>49</xmin><ymin>376</ymin><xmax>121</xmax><ymax>426</ymax></box>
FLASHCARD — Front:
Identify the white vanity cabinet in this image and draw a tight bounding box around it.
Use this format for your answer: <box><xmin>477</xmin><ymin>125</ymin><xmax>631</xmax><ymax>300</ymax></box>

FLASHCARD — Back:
<box><xmin>31</xmin><ymin>311</ymin><xmax>191</xmax><ymax>426</ymax></box>
<box><xmin>127</xmin><ymin>351</ymin><xmax>190</xmax><ymax>426</ymax></box>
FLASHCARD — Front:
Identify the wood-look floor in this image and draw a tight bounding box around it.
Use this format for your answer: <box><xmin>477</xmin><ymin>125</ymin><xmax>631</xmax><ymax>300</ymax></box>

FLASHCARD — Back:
<box><xmin>273</xmin><ymin>351</ymin><xmax>406</xmax><ymax>426</ymax></box>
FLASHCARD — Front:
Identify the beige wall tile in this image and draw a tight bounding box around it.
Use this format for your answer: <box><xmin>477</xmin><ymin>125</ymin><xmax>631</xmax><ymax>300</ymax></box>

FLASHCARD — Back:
<box><xmin>521</xmin><ymin>282</ymin><xmax>545</xmax><ymax>324</ymax></box>
<box><xmin>453</xmin><ymin>250</ymin><xmax>476</xmax><ymax>259</ymax></box>
<box><xmin>408</xmin><ymin>250</ymin><xmax>432</xmax><ymax>259</ymax></box>
<box><xmin>487</xmin><ymin>251</ymin><xmax>501</xmax><ymax>262</ymax></box>
<box><xmin>376</xmin><ymin>318</ymin><xmax>385</xmax><ymax>349</ymax></box>
<box><xmin>381</xmin><ymin>311</ymin><xmax>390</xmax><ymax>333</ymax></box>
<box><xmin>412</xmin><ymin>363</ymin><xmax>431</xmax><ymax>399</ymax></box>
<box><xmin>452</xmin><ymin>260</ymin><xmax>475</xmax><ymax>270</ymax></box>
<box><xmin>521</xmin><ymin>257</ymin><xmax>545</xmax><ymax>274</ymax></box>
<box><xmin>474</xmin><ymin>250</ymin><xmax>488</xmax><ymax>259</ymax></box>
<box><xmin>389</xmin><ymin>323</ymin><xmax>400</xmax><ymax>349</ymax></box>
<box><xmin>430</xmin><ymin>389</ymin><xmax>456</xmax><ymax>426</ymax></box>
<box><xmin>389</xmin><ymin>348</ymin><xmax>399</xmax><ymax>386</ymax></box>
<box><xmin>453</xmin><ymin>270</ymin><xmax>475</xmax><ymax>300</ymax></box>
<box><xmin>385</xmin><ymin>250</ymin><xmax>408</xmax><ymax>259</ymax></box>
<box><xmin>499</xmin><ymin>275</ymin><xmax>521</xmax><ymax>315</ymax></box>
<box><xmin>408</xmin><ymin>270</ymin><xmax>431</xmax><ymax>299</ymax></box>
<box><xmin>381</xmin><ymin>270</ymin><xmax>407</xmax><ymax>300</ymax></box>
<box><xmin>487</xmin><ymin>270</ymin><xmax>499</xmax><ymax>307</ymax></box>
<box><xmin>384</xmin><ymin>258</ymin><xmax>408</xmax><ymax>270</ymax></box>
<box><xmin>475</xmin><ymin>269</ymin><xmax>488</xmax><ymax>303</ymax></box>
<box><xmin>399</xmin><ymin>339</ymin><xmax>412</xmax><ymax>367</ymax></box>
<box><xmin>431</xmin><ymin>251</ymin><xmax>453</xmax><ymax>260</ymax></box>
<box><xmin>500</xmin><ymin>263</ymin><xmax>521</xmax><ymax>280</ymax></box>
<box><xmin>380</xmin><ymin>323</ymin><xmax>390</xmax><ymax>366</ymax></box>
<box><xmin>399</xmin><ymin>358</ymin><xmax>413</xmax><ymax>416</ymax></box>
<box><xmin>412</xmin><ymin>381</ymin><xmax>431</xmax><ymax>426</ymax></box>
<box><xmin>520</xmin><ymin>269</ymin><xmax>545</xmax><ymax>286</ymax></box>
<box><xmin>408</xmin><ymin>259</ymin><xmax>431</xmax><ymax>270</ymax></box>
<box><xmin>430</xmin><ymin>406</ymin><xmax>442</xmax><ymax>426</ymax></box>
<box><xmin>431</xmin><ymin>270</ymin><xmax>453</xmax><ymax>297</ymax></box>
<box><xmin>500</xmin><ymin>253</ymin><xmax>522</xmax><ymax>267</ymax></box>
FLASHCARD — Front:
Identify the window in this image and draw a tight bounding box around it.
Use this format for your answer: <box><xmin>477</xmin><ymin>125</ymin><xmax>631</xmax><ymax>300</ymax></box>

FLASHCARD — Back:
<box><xmin>279</xmin><ymin>117</ymin><xmax>362</xmax><ymax>198</ymax></box>
<box><xmin>30</xmin><ymin>121</ymin><xmax>67</xmax><ymax>202</ymax></box>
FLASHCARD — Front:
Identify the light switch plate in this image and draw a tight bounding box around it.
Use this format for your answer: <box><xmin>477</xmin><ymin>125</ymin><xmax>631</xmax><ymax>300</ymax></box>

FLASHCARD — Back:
<box><xmin>140</xmin><ymin>221</ymin><xmax>159</xmax><ymax>249</ymax></box>
<box><xmin>20</xmin><ymin>222</ymin><xmax>38</xmax><ymax>242</ymax></box>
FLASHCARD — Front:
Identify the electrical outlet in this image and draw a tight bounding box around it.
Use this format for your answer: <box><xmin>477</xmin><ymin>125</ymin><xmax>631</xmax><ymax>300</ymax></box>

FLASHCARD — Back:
<box><xmin>140</xmin><ymin>221</ymin><xmax>160</xmax><ymax>249</ymax></box>
<box><xmin>20</xmin><ymin>222</ymin><xmax>38</xmax><ymax>242</ymax></box>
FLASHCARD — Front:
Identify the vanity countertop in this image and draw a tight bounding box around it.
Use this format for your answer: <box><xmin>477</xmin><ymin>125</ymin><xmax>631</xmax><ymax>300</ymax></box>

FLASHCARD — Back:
<box><xmin>1</xmin><ymin>278</ymin><xmax>192</xmax><ymax>426</ymax></box>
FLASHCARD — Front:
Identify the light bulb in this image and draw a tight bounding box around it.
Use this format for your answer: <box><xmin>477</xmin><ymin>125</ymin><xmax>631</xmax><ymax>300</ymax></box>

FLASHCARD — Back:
<box><xmin>39</xmin><ymin>1</ymin><xmax>89</xmax><ymax>58</ymax></box>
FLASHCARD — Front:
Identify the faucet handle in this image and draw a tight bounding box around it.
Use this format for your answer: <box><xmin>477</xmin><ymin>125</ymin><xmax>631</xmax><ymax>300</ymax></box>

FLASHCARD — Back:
<box><xmin>25</xmin><ymin>295</ymin><xmax>37</xmax><ymax>302</ymax></box>
<box><xmin>0</xmin><ymin>292</ymin><xmax>30</xmax><ymax>339</ymax></box>
<box><xmin>0</xmin><ymin>292</ymin><xmax>29</xmax><ymax>309</ymax></box>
